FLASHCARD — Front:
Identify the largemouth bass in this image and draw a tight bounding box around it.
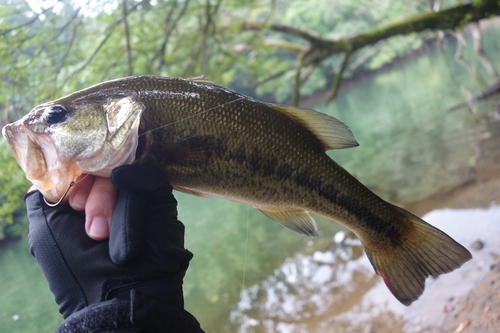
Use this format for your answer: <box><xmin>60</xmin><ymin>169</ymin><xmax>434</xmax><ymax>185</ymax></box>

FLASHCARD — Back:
<box><xmin>2</xmin><ymin>76</ymin><xmax>471</xmax><ymax>305</ymax></box>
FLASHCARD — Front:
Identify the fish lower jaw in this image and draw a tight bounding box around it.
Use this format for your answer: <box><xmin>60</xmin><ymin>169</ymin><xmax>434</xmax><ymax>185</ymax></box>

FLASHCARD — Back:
<box><xmin>29</xmin><ymin>163</ymin><xmax>83</xmax><ymax>204</ymax></box>
<box><xmin>28</xmin><ymin>179</ymin><xmax>63</xmax><ymax>204</ymax></box>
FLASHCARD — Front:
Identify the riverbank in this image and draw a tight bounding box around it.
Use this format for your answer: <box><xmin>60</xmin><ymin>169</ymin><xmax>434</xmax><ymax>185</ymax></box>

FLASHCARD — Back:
<box><xmin>437</xmin><ymin>261</ymin><xmax>500</xmax><ymax>333</ymax></box>
<box><xmin>425</xmin><ymin>176</ymin><xmax>500</xmax><ymax>333</ymax></box>
<box><xmin>404</xmin><ymin>139</ymin><xmax>500</xmax><ymax>333</ymax></box>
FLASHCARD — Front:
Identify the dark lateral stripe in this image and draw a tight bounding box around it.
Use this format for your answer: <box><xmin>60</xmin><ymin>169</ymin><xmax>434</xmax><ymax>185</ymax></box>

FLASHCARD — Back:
<box><xmin>293</xmin><ymin>170</ymin><xmax>403</xmax><ymax>244</ymax></box>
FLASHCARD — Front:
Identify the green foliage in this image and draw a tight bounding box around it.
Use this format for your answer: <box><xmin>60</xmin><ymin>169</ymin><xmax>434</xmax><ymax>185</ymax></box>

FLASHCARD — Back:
<box><xmin>0</xmin><ymin>139</ymin><xmax>30</xmax><ymax>241</ymax></box>
<box><xmin>0</xmin><ymin>0</ymin><xmax>478</xmax><ymax>107</ymax></box>
<box><xmin>366</xmin><ymin>33</ymin><xmax>423</xmax><ymax>70</ymax></box>
<box><xmin>460</xmin><ymin>13</ymin><xmax>474</xmax><ymax>27</ymax></box>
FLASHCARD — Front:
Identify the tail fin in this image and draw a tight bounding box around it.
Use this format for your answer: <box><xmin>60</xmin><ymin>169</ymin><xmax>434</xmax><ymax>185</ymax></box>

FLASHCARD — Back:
<box><xmin>363</xmin><ymin>207</ymin><xmax>472</xmax><ymax>306</ymax></box>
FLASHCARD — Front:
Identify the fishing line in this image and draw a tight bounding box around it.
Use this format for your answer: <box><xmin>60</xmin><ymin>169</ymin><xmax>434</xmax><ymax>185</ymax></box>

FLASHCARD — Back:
<box><xmin>42</xmin><ymin>173</ymin><xmax>96</xmax><ymax>207</ymax></box>
<box><xmin>139</xmin><ymin>97</ymin><xmax>246</xmax><ymax>137</ymax></box>
<box><xmin>75</xmin><ymin>173</ymin><xmax>91</xmax><ymax>184</ymax></box>
<box><xmin>241</xmin><ymin>206</ymin><xmax>250</xmax><ymax>290</ymax></box>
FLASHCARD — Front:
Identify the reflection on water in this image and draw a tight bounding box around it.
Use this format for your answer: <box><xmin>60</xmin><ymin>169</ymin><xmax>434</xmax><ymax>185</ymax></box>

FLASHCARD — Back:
<box><xmin>230</xmin><ymin>205</ymin><xmax>500</xmax><ymax>333</ymax></box>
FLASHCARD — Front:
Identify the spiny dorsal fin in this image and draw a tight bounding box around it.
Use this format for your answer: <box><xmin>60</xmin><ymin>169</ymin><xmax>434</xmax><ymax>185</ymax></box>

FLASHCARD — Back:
<box><xmin>272</xmin><ymin>105</ymin><xmax>359</xmax><ymax>151</ymax></box>
<box><xmin>258</xmin><ymin>208</ymin><xmax>318</xmax><ymax>237</ymax></box>
<box><xmin>186</xmin><ymin>76</ymin><xmax>218</xmax><ymax>87</ymax></box>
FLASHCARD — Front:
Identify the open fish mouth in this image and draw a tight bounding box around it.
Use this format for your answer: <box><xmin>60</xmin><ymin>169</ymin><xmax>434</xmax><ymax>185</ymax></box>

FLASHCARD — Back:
<box><xmin>2</xmin><ymin>122</ymin><xmax>31</xmax><ymax>176</ymax></box>
<box><xmin>2</xmin><ymin>120</ymin><xmax>82</xmax><ymax>203</ymax></box>
<box><xmin>2</xmin><ymin>95</ymin><xmax>142</xmax><ymax>204</ymax></box>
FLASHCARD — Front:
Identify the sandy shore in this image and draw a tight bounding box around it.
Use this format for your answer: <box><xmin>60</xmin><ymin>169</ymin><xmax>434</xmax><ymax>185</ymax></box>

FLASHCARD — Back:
<box><xmin>406</xmin><ymin>162</ymin><xmax>500</xmax><ymax>333</ymax></box>
<box><xmin>436</xmin><ymin>262</ymin><xmax>500</xmax><ymax>333</ymax></box>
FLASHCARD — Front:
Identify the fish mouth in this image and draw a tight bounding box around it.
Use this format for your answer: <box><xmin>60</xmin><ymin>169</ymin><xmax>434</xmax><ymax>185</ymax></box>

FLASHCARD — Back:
<box><xmin>2</xmin><ymin>122</ymin><xmax>33</xmax><ymax>176</ymax></box>
<box><xmin>2</xmin><ymin>121</ymin><xmax>82</xmax><ymax>203</ymax></box>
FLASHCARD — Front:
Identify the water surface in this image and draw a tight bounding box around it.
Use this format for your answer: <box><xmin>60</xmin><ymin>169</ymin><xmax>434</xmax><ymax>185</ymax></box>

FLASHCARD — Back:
<box><xmin>229</xmin><ymin>204</ymin><xmax>500</xmax><ymax>332</ymax></box>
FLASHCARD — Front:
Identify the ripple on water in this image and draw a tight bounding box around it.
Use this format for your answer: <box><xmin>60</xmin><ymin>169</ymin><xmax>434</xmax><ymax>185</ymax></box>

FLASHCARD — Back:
<box><xmin>230</xmin><ymin>204</ymin><xmax>500</xmax><ymax>333</ymax></box>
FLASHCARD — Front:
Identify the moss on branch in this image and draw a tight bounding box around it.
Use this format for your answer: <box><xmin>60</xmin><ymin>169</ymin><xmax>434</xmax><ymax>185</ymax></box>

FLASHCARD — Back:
<box><xmin>247</xmin><ymin>0</ymin><xmax>500</xmax><ymax>102</ymax></box>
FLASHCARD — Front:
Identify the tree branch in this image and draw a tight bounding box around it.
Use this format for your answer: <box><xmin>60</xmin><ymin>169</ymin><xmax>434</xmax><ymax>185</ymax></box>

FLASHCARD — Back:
<box><xmin>63</xmin><ymin>22</ymin><xmax>120</xmax><ymax>83</ymax></box>
<box><xmin>153</xmin><ymin>0</ymin><xmax>191</xmax><ymax>71</ymax></box>
<box><xmin>349</xmin><ymin>40</ymin><xmax>384</xmax><ymax>70</ymax></box>
<box><xmin>246</xmin><ymin>0</ymin><xmax>500</xmax><ymax>102</ymax></box>
<box><xmin>471</xmin><ymin>22</ymin><xmax>498</xmax><ymax>78</ymax></box>
<box><xmin>292</xmin><ymin>51</ymin><xmax>306</xmax><ymax>106</ymax></box>
<box><xmin>251</xmin><ymin>68</ymin><xmax>293</xmax><ymax>89</ymax></box>
<box><xmin>326</xmin><ymin>51</ymin><xmax>351</xmax><ymax>104</ymax></box>
<box><xmin>0</xmin><ymin>5</ymin><xmax>55</xmax><ymax>36</ymax></box>
<box><xmin>62</xmin><ymin>1</ymin><xmax>141</xmax><ymax>84</ymax></box>
<box><xmin>121</xmin><ymin>0</ymin><xmax>133</xmax><ymax>76</ymax></box>
<box><xmin>183</xmin><ymin>0</ymin><xmax>222</xmax><ymax>76</ymax></box>
<box><xmin>260</xmin><ymin>23</ymin><xmax>324</xmax><ymax>44</ymax></box>
<box><xmin>453</xmin><ymin>28</ymin><xmax>477</xmax><ymax>79</ymax></box>
<box><xmin>321</xmin><ymin>0</ymin><xmax>500</xmax><ymax>56</ymax></box>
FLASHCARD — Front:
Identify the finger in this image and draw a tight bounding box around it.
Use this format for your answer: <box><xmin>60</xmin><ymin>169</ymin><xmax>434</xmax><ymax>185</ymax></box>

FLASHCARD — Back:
<box><xmin>84</xmin><ymin>177</ymin><xmax>117</xmax><ymax>241</ymax></box>
<box><xmin>68</xmin><ymin>175</ymin><xmax>95</xmax><ymax>211</ymax></box>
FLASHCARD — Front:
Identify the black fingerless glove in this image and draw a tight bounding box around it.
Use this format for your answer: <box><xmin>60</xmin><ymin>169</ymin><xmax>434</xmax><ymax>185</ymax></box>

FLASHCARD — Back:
<box><xmin>25</xmin><ymin>165</ymin><xmax>203</xmax><ymax>333</ymax></box>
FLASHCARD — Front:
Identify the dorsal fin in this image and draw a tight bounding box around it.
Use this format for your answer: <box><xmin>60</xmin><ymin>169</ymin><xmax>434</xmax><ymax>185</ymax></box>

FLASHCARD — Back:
<box><xmin>186</xmin><ymin>76</ymin><xmax>218</xmax><ymax>87</ymax></box>
<box><xmin>184</xmin><ymin>78</ymin><xmax>358</xmax><ymax>150</ymax></box>
<box><xmin>272</xmin><ymin>105</ymin><xmax>359</xmax><ymax>151</ymax></box>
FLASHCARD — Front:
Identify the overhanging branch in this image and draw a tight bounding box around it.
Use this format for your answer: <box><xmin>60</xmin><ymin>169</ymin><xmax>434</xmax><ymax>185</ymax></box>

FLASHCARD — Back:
<box><xmin>246</xmin><ymin>0</ymin><xmax>500</xmax><ymax>103</ymax></box>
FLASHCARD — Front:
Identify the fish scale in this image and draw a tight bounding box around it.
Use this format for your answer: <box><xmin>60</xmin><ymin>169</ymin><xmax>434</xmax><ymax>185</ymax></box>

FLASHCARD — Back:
<box><xmin>2</xmin><ymin>75</ymin><xmax>471</xmax><ymax>306</ymax></box>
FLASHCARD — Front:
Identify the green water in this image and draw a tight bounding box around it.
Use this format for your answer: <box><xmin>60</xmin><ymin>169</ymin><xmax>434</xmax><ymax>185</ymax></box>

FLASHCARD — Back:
<box><xmin>318</xmin><ymin>29</ymin><xmax>500</xmax><ymax>203</ymax></box>
<box><xmin>1</xmin><ymin>24</ymin><xmax>499</xmax><ymax>332</ymax></box>
<box><xmin>0</xmin><ymin>240</ymin><xmax>61</xmax><ymax>331</ymax></box>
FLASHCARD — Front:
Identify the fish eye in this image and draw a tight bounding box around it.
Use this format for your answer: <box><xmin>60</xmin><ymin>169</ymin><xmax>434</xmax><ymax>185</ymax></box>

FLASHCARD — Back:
<box><xmin>44</xmin><ymin>105</ymin><xmax>68</xmax><ymax>125</ymax></box>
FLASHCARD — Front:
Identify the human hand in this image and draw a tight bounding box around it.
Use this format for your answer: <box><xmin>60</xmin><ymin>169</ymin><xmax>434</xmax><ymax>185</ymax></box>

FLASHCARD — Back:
<box><xmin>25</xmin><ymin>165</ymin><xmax>203</xmax><ymax>332</ymax></box>
<box><xmin>67</xmin><ymin>175</ymin><xmax>117</xmax><ymax>241</ymax></box>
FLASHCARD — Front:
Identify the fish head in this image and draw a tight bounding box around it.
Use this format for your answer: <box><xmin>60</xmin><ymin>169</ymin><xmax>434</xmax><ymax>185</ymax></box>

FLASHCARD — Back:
<box><xmin>2</xmin><ymin>95</ymin><xmax>145</xmax><ymax>203</ymax></box>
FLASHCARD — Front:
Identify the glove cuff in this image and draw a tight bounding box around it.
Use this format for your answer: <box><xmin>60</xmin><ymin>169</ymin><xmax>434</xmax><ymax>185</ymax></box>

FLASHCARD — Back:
<box><xmin>57</xmin><ymin>290</ymin><xmax>204</xmax><ymax>333</ymax></box>
<box><xmin>56</xmin><ymin>298</ymin><xmax>132</xmax><ymax>333</ymax></box>
<box><xmin>102</xmin><ymin>274</ymin><xmax>186</xmax><ymax>309</ymax></box>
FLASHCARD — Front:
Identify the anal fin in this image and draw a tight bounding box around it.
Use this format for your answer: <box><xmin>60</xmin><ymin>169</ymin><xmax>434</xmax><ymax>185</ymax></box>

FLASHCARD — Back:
<box><xmin>258</xmin><ymin>209</ymin><xmax>318</xmax><ymax>237</ymax></box>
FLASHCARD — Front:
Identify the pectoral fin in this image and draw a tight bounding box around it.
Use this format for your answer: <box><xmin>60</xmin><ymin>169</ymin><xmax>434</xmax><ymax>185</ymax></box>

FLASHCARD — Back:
<box><xmin>173</xmin><ymin>185</ymin><xmax>212</xmax><ymax>198</ymax></box>
<box><xmin>258</xmin><ymin>209</ymin><xmax>318</xmax><ymax>237</ymax></box>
